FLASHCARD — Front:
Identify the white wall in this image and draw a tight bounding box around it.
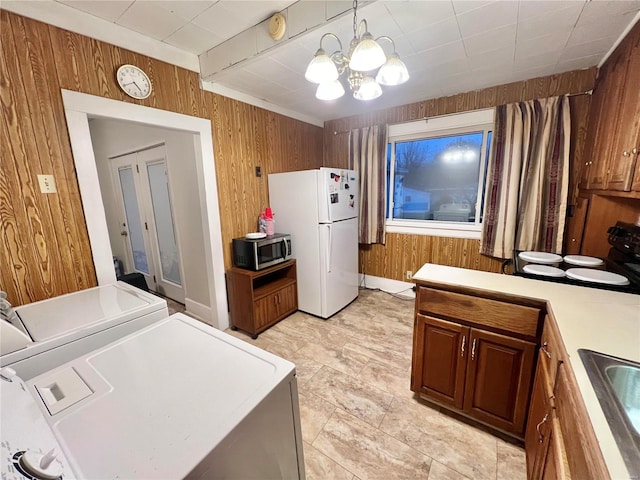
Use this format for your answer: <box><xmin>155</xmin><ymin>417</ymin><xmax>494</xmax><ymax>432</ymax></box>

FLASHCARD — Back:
<box><xmin>89</xmin><ymin>118</ymin><xmax>210</xmax><ymax>308</ymax></box>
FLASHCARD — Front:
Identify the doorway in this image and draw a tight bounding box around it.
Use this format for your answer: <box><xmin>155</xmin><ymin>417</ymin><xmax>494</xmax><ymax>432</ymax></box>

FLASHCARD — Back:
<box><xmin>111</xmin><ymin>145</ymin><xmax>184</xmax><ymax>302</ymax></box>
<box><xmin>62</xmin><ymin>90</ymin><xmax>229</xmax><ymax>330</ymax></box>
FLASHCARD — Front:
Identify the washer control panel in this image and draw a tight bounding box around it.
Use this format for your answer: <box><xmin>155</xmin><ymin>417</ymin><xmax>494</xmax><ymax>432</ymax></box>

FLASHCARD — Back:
<box><xmin>1</xmin><ymin>369</ymin><xmax>75</xmax><ymax>479</ymax></box>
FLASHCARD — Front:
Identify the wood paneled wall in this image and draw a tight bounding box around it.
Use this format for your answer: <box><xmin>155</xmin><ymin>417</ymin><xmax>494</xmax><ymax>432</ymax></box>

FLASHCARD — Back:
<box><xmin>0</xmin><ymin>10</ymin><xmax>323</xmax><ymax>305</ymax></box>
<box><xmin>324</xmin><ymin>69</ymin><xmax>597</xmax><ymax>280</ymax></box>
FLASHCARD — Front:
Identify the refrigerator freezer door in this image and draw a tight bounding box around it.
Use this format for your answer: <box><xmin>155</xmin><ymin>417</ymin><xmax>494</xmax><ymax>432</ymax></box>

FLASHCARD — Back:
<box><xmin>318</xmin><ymin>168</ymin><xmax>358</xmax><ymax>223</ymax></box>
<box><xmin>319</xmin><ymin>217</ymin><xmax>359</xmax><ymax>318</ymax></box>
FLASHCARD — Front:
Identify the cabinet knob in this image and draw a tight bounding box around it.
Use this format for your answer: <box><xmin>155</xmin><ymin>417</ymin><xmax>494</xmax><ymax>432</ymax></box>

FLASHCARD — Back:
<box><xmin>461</xmin><ymin>335</ymin><xmax>466</xmax><ymax>357</ymax></box>
<box><xmin>633</xmin><ymin>147</ymin><xmax>638</xmax><ymax>155</ymax></box>
<box><xmin>471</xmin><ymin>338</ymin><xmax>477</xmax><ymax>361</ymax></box>
<box><xmin>623</xmin><ymin>151</ymin><xmax>630</xmax><ymax>156</ymax></box>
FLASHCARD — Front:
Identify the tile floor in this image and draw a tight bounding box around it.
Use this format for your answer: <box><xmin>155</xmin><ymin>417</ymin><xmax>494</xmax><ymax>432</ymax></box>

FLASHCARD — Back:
<box><xmin>167</xmin><ymin>289</ymin><xmax>526</xmax><ymax>480</ymax></box>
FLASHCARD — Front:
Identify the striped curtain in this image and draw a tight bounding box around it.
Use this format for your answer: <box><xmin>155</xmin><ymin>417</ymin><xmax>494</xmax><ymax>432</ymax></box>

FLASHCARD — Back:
<box><xmin>349</xmin><ymin>125</ymin><xmax>387</xmax><ymax>244</ymax></box>
<box><xmin>481</xmin><ymin>96</ymin><xmax>570</xmax><ymax>259</ymax></box>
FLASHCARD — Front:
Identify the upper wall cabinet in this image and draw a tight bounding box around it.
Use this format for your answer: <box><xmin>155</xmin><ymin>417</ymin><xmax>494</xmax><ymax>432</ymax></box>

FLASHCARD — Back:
<box><xmin>581</xmin><ymin>27</ymin><xmax>640</xmax><ymax>193</ymax></box>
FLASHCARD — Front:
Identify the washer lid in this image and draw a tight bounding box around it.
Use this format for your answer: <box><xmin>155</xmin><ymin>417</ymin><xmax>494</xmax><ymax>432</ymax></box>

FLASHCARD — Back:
<box><xmin>33</xmin><ymin>315</ymin><xmax>295</xmax><ymax>480</ymax></box>
<box><xmin>518</xmin><ymin>251</ymin><xmax>563</xmax><ymax>264</ymax></box>
<box><xmin>563</xmin><ymin>255</ymin><xmax>604</xmax><ymax>267</ymax></box>
<box><xmin>15</xmin><ymin>284</ymin><xmax>163</xmax><ymax>341</ymax></box>
<box><xmin>523</xmin><ymin>264</ymin><xmax>566</xmax><ymax>278</ymax></box>
<box><xmin>566</xmin><ymin>268</ymin><xmax>630</xmax><ymax>285</ymax></box>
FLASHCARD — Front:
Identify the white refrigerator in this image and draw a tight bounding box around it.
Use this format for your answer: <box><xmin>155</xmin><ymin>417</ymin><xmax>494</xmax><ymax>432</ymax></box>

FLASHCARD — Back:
<box><xmin>268</xmin><ymin>167</ymin><xmax>359</xmax><ymax>318</ymax></box>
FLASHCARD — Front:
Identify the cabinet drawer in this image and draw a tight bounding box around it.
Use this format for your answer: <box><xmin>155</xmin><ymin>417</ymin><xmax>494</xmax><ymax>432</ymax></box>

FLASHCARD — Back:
<box><xmin>417</xmin><ymin>287</ymin><xmax>540</xmax><ymax>337</ymax></box>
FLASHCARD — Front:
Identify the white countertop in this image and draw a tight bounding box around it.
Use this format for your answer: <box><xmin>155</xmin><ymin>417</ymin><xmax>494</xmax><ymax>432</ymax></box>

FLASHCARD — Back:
<box><xmin>413</xmin><ymin>263</ymin><xmax>640</xmax><ymax>480</ymax></box>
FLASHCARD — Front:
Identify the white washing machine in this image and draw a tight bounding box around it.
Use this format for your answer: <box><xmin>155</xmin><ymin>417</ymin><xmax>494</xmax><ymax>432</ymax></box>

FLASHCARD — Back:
<box><xmin>1</xmin><ymin>313</ymin><xmax>305</xmax><ymax>480</ymax></box>
<box><xmin>1</xmin><ymin>282</ymin><xmax>168</xmax><ymax>379</ymax></box>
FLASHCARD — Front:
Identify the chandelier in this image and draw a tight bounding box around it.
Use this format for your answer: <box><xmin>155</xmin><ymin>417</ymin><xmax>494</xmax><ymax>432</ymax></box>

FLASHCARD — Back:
<box><xmin>304</xmin><ymin>0</ymin><xmax>409</xmax><ymax>101</ymax></box>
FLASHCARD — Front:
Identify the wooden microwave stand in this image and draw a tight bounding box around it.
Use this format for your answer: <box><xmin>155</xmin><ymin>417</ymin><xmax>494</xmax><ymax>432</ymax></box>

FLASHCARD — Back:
<box><xmin>226</xmin><ymin>259</ymin><xmax>298</xmax><ymax>339</ymax></box>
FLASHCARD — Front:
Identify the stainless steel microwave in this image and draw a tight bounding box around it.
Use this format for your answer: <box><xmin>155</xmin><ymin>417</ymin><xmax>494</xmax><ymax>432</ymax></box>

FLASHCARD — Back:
<box><xmin>232</xmin><ymin>234</ymin><xmax>292</xmax><ymax>270</ymax></box>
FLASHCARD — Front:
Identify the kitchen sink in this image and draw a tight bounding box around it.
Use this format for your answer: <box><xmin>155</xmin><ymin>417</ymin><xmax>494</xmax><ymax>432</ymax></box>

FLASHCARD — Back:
<box><xmin>579</xmin><ymin>349</ymin><xmax>640</xmax><ymax>478</ymax></box>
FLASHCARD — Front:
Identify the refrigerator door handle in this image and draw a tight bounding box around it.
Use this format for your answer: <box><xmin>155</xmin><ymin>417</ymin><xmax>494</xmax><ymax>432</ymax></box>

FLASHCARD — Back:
<box><xmin>325</xmin><ymin>224</ymin><xmax>332</xmax><ymax>273</ymax></box>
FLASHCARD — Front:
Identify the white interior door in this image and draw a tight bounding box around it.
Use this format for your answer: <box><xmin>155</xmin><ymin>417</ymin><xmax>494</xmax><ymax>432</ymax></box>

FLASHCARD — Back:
<box><xmin>112</xmin><ymin>152</ymin><xmax>155</xmax><ymax>289</ymax></box>
<box><xmin>111</xmin><ymin>145</ymin><xmax>185</xmax><ymax>302</ymax></box>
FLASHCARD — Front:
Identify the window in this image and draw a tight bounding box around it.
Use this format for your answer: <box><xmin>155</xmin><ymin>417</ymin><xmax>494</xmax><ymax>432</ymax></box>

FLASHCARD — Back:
<box><xmin>386</xmin><ymin>109</ymin><xmax>494</xmax><ymax>238</ymax></box>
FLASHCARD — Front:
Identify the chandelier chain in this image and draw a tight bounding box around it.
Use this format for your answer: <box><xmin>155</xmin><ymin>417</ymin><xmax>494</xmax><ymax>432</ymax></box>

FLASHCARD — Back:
<box><xmin>352</xmin><ymin>0</ymin><xmax>358</xmax><ymax>38</ymax></box>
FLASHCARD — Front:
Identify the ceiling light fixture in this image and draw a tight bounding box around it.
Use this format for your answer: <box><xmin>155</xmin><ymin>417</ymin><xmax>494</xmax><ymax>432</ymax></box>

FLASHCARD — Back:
<box><xmin>305</xmin><ymin>0</ymin><xmax>409</xmax><ymax>101</ymax></box>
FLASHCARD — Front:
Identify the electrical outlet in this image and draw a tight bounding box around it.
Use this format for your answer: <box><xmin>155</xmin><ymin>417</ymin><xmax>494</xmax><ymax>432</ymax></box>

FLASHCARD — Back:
<box><xmin>37</xmin><ymin>174</ymin><xmax>57</xmax><ymax>193</ymax></box>
<box><xmin>406</xmin><ymin>270</ymin><xmax>412</xmax><ymax>280</ymax></box>
<box><xmin>255</xmin><ymin>166</ymin><xmax>262</xmax><ymax>177</ymax></box>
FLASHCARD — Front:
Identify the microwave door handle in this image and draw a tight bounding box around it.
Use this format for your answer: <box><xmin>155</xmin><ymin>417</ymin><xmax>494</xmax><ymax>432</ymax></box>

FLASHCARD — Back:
<box><xmin>281</xmin><ymin>239</ymin><xmax>287</xmax><ymax>259</ymax></box>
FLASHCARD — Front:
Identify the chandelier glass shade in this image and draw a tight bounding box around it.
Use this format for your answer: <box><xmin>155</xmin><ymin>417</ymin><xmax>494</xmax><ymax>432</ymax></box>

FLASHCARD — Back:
<box><xmin>305</xmin><ymin>1</ymin><xmax>409</xmax><ymax>101</ymax></box>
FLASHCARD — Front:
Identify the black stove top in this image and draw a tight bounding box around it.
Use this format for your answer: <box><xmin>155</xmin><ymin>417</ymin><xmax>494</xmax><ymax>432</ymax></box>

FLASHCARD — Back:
<box><xmin>512</xmin><ymin>221</ymin><xmax>640</xmax><ymax>295</ymax></box>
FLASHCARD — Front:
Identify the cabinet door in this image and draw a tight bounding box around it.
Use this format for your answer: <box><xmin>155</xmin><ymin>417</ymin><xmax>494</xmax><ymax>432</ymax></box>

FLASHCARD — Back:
<box><xmin>276</xmin><ymin>283</ymin><xmax>297</xmax><ymax>318</ymax></box>
<box><xmin>607</xmin><ymin>33</ymin><xmax>640</xmax><ymax>191</ymax></box>
<box><xmin>588</xmin><ymin>54</ymin><xmax>629</xmax><ymax>190</ymax></box>
<box><xmin>411</xmin><ymin>314</ymin><xmax>468</xmax><ymax>409</ymax></box>
<box><xmin>254</xmin><ymin>294</ymin><xmax>279</xmax><ymax>330</ymax></box>
<box><xmin>580</xmin><ymin>82</ymin><xmax>607</xmax><ymax>189</ymax></box>
<box><xmin>525</xmin><ymin>355</ymin><xmax>554</xmax><ymax>479</ymax></box>
<box><xmin>463</xmin><ymin>329</ymin><xmax>536</xmax><ymax>435</ymax></box>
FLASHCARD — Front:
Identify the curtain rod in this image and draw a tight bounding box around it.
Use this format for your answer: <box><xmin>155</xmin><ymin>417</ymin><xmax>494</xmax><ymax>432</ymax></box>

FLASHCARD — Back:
<box><xmin>332</xmin><ymin>91</ymin><xmax>592</xmax><ymax>135</ymax></box>
<box><xmin>567</xmin><ymin>90</ymin><xmax>593</xmax><ymax>97</ymax></box>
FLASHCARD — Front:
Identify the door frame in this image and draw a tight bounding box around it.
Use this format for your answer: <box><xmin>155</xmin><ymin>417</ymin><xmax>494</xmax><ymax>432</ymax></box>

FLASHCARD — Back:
<box><xmin>62</xmin><ymin>89</ymin><xmax>229</xmax><ymax>330</ymax></box>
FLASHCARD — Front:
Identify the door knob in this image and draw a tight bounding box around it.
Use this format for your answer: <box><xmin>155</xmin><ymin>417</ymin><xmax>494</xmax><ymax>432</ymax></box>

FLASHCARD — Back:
<box><xmin>120</xmin><ymin>231</ymin><xmax>128</xmax><ymax>236</ymax></box>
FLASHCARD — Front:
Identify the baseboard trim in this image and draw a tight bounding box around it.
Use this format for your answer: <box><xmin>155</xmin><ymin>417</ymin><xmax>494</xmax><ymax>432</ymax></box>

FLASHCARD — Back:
<box><xmin>184</xmin><ymin>298</ymin><xmax>212</xmax><ymax>325</ymax></box>
<box><xmin>359</xmin><ymin>274</ymin><xmax>415</xmax><ymax>300</ymax></box>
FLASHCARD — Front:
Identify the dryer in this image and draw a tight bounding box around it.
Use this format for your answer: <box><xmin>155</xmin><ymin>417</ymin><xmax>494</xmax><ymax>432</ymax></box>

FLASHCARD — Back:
<box><xmin>1</xmin><ymin>282</ymin><xmax>168</xmax><ymax>379</ymax></box>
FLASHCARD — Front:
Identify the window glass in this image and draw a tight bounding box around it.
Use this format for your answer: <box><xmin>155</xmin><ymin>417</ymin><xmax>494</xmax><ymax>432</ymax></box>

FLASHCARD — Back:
<box><xmin>386</xmin><ymin>110</ymin><xmax>494</xmax><ymax>236</ymax></box>
<box><xmin>389</xmin><ymin>132</ymin><xmax>483</xmax><ymax>222</ymax></box>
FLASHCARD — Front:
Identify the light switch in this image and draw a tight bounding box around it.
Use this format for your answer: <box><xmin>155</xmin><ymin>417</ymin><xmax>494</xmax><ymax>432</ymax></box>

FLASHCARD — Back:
<box><xmin>37</xmin><ymin>174</ymin><xmax>57</xmax><ymax>193</ymax></box>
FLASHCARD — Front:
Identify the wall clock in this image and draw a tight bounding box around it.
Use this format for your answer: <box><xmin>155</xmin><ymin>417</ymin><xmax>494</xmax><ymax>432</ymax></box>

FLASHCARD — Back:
<box><xmin>116</xmin><ymin>64</ymin><xmax>152</xmax><ymax>99</ymax></box>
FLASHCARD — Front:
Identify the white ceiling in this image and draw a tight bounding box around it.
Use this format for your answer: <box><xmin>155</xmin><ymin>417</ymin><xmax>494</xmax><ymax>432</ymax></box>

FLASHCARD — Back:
<box><xmin>4</xmin><ymin>1</ymin><xmax>640</xmax><ymax>125</ymax></box>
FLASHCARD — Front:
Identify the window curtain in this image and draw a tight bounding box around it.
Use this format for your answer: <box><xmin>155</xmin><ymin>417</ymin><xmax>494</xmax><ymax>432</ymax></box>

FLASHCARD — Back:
<box><xmin>349</xmin><ymin>124</ymin><xmax>387</xmax><ymax>245</ymax></box>
<box><xmin>481</xmin><ymin>96</ymin><xmax>570</xmax><ymax>259</ymax></box>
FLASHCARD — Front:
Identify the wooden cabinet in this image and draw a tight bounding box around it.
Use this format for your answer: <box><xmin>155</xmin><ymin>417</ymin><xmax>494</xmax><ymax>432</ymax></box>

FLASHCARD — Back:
<box><xmin>581</xmin><ymin>23</ymin><xmax>640</xmax><ymax>193</ymax></box>
<box><xmin>226</xmin><ymin>260</ymin><xmax>297</xmax><ymax>339</ymax></box>
<box><xmin>524</xmin><ymin>315</ymin><xmax>610</xmax><ymax>480</ymax></box>
<box><xmin>411</xmin><ymin>285</ymin><xmax>541</xmax><ymax>437</ymax></box>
